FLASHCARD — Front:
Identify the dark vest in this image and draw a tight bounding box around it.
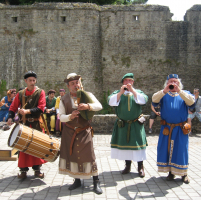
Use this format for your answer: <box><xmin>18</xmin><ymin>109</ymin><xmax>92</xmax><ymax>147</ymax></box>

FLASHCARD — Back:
<box><xmin>19</xmin><ymin>88</ymin><xmax>42</xmax><ymax>119</ymax></box>
<box><xmin>61</xmin><ymin>93</ymin><xmax>89</xmax><ymax>128</ymax></box>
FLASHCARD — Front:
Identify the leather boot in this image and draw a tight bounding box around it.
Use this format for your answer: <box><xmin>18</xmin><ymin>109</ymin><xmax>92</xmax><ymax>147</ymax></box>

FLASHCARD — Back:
<box><xmin>122</xmin><ymin>160</ymin><xmax>131</xmax><ymax>174</ymax></box>
<box><xmin>166</xmin><ymin>171</ymin><xmax>175</xmax><ymax>181</ymax></box>
<box><xmin>68</xmin><ymin>179</ymin><xmax>81</xmax><ymax>190</ymax></box>
<box><xmin>18</xmin><ymin>171</ymin><xmax>27</xmax><ymax>179</ymax></box>
<box><xmin>93</xmin><ymin>180</ymin><xmax>103</xmax><ymax>195</ymax></box>
<box><xmin>138</xmin><ymin>161</ymin><xmax>145</xmax><ymax>178</ymax></box>
<box><xmin>35</xmin><ymin>170</ymin><xmax>44</xmax><ymax>179</ymax></box>
<box><xmin>121</xmin><ymin>165</ymin><xmax>131</xmax><ymax>174</ymax></box>
<box><xmin>182</xmin><ymin>175</ymin><xmax>190</xmax><ymax>184</ymax></box>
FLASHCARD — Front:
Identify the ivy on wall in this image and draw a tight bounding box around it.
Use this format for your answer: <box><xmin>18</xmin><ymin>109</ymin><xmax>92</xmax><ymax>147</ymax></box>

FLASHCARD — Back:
<box><xmin>0</xmin><ymin>80</ymin><xmax>7</xmax><ymax>99</ymax></box>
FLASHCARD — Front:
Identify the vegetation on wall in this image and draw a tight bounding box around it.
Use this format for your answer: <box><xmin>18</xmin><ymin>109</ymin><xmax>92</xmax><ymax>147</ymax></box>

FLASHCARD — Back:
<box><xmin>0</xmin><ymin>80</ymin><xmax>7</xmax><ymax>99</ymax></box>
<box><xmin>97</xmin><ymin>90</ymin><xmax>115</xmax><ymax>114</ymax></box>
<box><xmin>0</xmin><ymin>0</ymin><xmax>148</xmax><ymax>6</ymax></box>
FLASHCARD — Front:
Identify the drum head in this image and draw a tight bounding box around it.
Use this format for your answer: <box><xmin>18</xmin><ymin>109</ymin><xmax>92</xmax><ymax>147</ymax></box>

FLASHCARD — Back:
<box><xmin>8</xmin><ymin>124</ymin><xmax>20</xmax><ymax>147</ymax></box>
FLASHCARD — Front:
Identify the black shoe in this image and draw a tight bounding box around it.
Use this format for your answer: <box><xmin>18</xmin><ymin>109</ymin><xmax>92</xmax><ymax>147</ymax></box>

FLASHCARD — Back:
<box><xmin>182</xmin><ymin>175</ymin><xmax>190</xmax><ymax>184</ymax></box>
<box><xmin>121</xmin><ymin>165</ymin><xmax>131</xmax><ymax>174</ymax></box>
<box><xmin>93</xmin><ymin>180</ymin><xmax>103</xmax><ymax>194</ymax></box>
<box><xmin>166</xmin><ymin>172</ymin><xmax>175</xmax><ymax>181</ymax></box>
<box><xmin>138</xmin><ymin>162</ymin><xmax>145</xmax><ymax>178</ymax></box>
<box><xmin>68</xmin><ymin>179</ymin><xmax>81</xmax><ymax>190</ymax></box>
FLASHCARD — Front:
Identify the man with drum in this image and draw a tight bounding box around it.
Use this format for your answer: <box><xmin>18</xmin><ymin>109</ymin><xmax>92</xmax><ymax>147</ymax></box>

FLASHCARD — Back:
<box><xmin>7</xmin><ymin>71</ymin><xmax>46</xmax><ymax>179</ymax></box>
<box><xmin>59</xmin><ymin>73</ymin><xmax>103</xmax><ymax>194</ymax></box>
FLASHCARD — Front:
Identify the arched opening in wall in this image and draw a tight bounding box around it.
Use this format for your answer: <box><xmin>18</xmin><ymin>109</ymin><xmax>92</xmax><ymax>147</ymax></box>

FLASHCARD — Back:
<box><xmin>61</xmin><ymin>16</ymin><xmax>66</xmax><ymax>22</ymax></box>
<box><xmin>12</xmin><ymin>17</ymin><xmax>18</xmax><ymax>22</ymax></box>
<box><xmin>133</xmin><ymin>15</ymin><xmax>139</xmax><ymax>21</ymax></box>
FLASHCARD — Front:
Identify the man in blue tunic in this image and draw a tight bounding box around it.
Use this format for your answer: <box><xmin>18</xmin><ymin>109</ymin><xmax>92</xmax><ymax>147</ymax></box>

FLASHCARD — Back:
<box><xmin>108</xmin><ymin>73</ymin><xmax>148</xmax><ymax>177</ymax></box>
<box><xmin>152</xmin><ymin>74</ymin><xmax>195</xmax><ymax>184</ymax></box>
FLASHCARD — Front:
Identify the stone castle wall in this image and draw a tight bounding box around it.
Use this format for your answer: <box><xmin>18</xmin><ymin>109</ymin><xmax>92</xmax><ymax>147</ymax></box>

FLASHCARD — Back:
<box><xmin>0</xmin><ymin>3</ymin><xmax>201</xmax><ymax>114</ymax></box>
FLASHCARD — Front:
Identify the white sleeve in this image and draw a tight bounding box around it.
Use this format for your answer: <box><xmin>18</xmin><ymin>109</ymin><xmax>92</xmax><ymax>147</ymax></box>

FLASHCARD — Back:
<box><xmin>134</xmin><ymin>92</ymin><xmax>146</xmax><ymax>105</ymax></box>
<box><xmin>87</xmin><ymin>93</ymin><xmax>103</xmax><ymax>111</ymax></box>
<box><xmin>59</xmin><ymin>100</ymin><xmax>71</xmax><ymax>122</ymax></box>
<box><xmin>108</xmin><ymin>94</ymin><xmax>120</xmax><ymax>106</ymax></box>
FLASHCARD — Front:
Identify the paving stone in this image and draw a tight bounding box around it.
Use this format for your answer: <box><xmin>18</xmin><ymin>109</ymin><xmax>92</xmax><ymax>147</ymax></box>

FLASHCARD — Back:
<box><xmin>0</xmin><ymin>131</ymin><xmax>201</xmax><ymax>200</ymax></box>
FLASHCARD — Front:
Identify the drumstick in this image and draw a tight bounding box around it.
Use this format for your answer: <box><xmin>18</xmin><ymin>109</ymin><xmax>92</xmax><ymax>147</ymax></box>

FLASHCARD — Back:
<box><xmin>17</xmin><ymin>103</ymin><xmax>28</xmax><ymax>116</ymax></box>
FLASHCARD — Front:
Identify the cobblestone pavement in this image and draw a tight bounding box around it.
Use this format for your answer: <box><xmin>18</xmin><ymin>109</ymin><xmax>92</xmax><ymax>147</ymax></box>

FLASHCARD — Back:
<box><xmin>0</xmin><ymin>128</ymin><xmax>201</xmax><ymax>200</ymax></box>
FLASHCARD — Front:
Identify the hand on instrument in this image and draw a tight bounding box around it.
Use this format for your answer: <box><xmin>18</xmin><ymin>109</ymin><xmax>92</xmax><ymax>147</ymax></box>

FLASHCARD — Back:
<box><xmin>120</xmin><ymin>85</ymin><xmax>128</xmax><ymax>94</ymax></box>
<box><xmin>18</xmin><ymin>109</ymin><xmax>29</xmax><ymax>116</ymax></box>
<box><xmin>163</xmin><ymin>83</ymin><xmax>180</xmax><ymax>93</ymax></box>
<box><xmin>70</xmin><ymin>110</ymin><xmax>80</xmax><ymax>120</ymax></box>
<box><xmin>163</xmin><ymin>83</ymin><xmax>171</xmax><ymax>94</ymax></box>
<box><xmin>78</xmin><ymin>103</ymin><xmax>90</xmax><ymax>110</ymax></box>
<box><xmin>172</xmin><ymin>83</ymin><xmax>180</xmax><ymax>93</ymax></box>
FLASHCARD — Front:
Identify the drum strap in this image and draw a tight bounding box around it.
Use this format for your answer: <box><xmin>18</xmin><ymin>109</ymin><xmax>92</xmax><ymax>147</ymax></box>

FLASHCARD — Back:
<box><xmin>41</xmin><ymin>114</ymin><xmax>50</xmax><ymax>135</ymax></box>
<box><xmin>22</xmin><ymin>129</ymin><xmax>34</xmax><ymax>153</ymax></box>
<box><xmin>65</xmin><ymin>123</ymin><xmax>90</xmax><ymax>155</ymax></box>
<box><xmin>22</xmin><ymin>90</ymin><xmax>26</xmax><ymax>124</ymax></box>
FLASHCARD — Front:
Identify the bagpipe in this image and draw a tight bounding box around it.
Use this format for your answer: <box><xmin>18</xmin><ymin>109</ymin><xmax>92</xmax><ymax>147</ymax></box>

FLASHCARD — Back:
<box><xmin>76</xmin><ymin>89</ymin><xmax>95</xmax><ymax>121</ymax></box>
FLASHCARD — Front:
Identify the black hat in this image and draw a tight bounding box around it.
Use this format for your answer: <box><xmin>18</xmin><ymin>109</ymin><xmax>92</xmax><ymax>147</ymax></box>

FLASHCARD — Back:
<box><xmin>24</xmin><ymin>71</ymin><xmax>37</xmax><ymax>79</ymax></box>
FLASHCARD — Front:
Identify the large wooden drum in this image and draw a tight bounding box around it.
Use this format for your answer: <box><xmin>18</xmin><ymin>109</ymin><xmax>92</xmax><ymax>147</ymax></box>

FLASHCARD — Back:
<box><xmin>8</xmin><ymin>123</ymin><xmax>60</xmax><ymax>162</ymax></box>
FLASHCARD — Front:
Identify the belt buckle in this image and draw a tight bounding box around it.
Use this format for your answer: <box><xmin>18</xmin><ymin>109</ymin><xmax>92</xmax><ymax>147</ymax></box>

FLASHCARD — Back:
<box><xmin>28</xmin><ymin>118</ymin><xmax>34</xmax><ymax>122</ymax></box>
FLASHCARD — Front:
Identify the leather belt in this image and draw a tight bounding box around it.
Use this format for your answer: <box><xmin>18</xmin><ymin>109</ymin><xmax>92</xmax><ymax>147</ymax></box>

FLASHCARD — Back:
<box><xmin>117</xmin><ymin>114</ymin><xmax>143</xmax><ymax>143</ymax></box>
<box><xmin>161</xmin><ymin>120</ymin><xmax>185</xmax><ymax>154</ymax></box>
<box><xmin>65</xmin><ymin>123</ymin><xmax>90</xmax><ymax>155</ymax></box>
<box><xmin>26</xmin><ymin>118</ymin><xmax>39</xmax><ymax>122</ymax></box>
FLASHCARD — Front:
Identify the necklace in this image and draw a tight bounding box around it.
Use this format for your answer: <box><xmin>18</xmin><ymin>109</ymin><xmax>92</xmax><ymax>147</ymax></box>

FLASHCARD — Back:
<box><xmin>168</xmin><ymin>91</ymin><xmax>179</xmax><ymax>97</ymax></box>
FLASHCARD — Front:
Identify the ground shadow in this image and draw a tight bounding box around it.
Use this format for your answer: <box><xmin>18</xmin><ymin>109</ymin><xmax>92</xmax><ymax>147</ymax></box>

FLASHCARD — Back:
<box><xmin>119</xmin><ymin>176</ymin><xmax>184</xmax><ymax>200</ymax></box>
<box><xmin>0</xmin><ymin>172</ymin><xmax>184</xmax><ymax>199</ymax></box>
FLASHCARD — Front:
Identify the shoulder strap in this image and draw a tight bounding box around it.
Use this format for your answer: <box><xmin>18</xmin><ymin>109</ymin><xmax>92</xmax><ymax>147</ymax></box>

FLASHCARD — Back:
<box><xmin>22</xmin><ymin>89</ymin><xmax>26</xmax><ymax>124</ymax></box>
<box><xmin>21</xmin><ymin>87</ymin><xmax>40</xmax><ymax>124</ymax></box>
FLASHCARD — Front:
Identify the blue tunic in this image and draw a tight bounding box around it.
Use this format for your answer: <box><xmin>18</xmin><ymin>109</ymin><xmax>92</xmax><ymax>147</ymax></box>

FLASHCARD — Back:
<box><xmin>0</xmin><ymin>96</ymin><xmax>12</xmax><ymax>121</ymax></box>
<box><xmin>153</xmin><ymin>91</ymin><xmax>193</xmax><ymax>171</ymax></box>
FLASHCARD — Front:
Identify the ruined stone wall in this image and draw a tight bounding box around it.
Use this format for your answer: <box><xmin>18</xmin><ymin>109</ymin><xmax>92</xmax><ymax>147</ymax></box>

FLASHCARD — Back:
<box><xmin>0</xmin><ymin>3</ymin><xmax>201</xmax><ymax>114</ymax></box>
<box><xmin>0</xmin><ymin>3</ymin><xmax>102</xmax><ymax>97</ymax></box>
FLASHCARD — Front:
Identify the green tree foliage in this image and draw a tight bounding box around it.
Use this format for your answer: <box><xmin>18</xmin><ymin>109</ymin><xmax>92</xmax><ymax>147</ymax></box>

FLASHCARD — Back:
<box><xmin>0</xmin><ymin>0</ymin><xmax>148</xmax><ymax>6</ymax></box>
